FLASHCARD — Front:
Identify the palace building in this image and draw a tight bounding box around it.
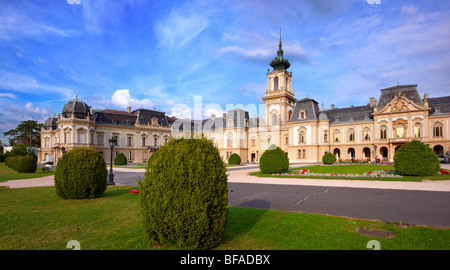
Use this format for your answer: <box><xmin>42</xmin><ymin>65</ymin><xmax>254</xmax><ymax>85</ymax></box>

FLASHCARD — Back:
<box><xmin>38</xmin><ymin>37</ymin><xmax>450</xmax><ymax>165</ymax></box>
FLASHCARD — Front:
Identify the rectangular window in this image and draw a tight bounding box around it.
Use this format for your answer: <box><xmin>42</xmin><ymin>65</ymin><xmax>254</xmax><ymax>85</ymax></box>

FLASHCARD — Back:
<box><xmin>97</xmin><ymin>134</ymin><xmax>104</xmax><ymax>145</ymax></box>
<box><xmin>142</xmin><ymin>137</ymin><xmax>146</xmax><ymax>147</ymax></box>
<box><xmin>380</xmin><ymin>129</ymin><xmax>387</xmax><ymax>139</ymax></box>
<box><xmin>127</xmin><ymin>136</ymin><xmax>133</xmax><ymax>147</ymax></box>
<box><xmin>78</xmin><ymin>132</ymin><xmax>84</xmax><ymax>144</ymax></box>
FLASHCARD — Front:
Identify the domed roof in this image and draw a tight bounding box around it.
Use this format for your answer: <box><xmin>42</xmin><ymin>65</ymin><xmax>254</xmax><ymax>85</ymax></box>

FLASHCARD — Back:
<box><xmin>44</xmin><ymin>115</ymin><xmax>58</xmax><ymax>130</ymax></box>
<box><xmin>62</xmin><ymin>96</ymin><xmax>90</xmax><ymax>118</ymax></box>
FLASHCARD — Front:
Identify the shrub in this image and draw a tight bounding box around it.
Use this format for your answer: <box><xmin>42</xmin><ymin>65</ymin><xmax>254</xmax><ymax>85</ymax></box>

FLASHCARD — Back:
<box><xmin>322</xmin><ymin>152</ymin><xmax>337</xmax><ymax>165</ymax></box>
<box><xmin>55</xmin><ymin>148</ymin><xmax>107</xmax><ymax>199</ymax></box>
<box><xmin>259</xmin><ymin>145</ymin><xmax>289</xmax><ymax>174</ymax></box>
<box><xmin>6</xmin><ymin>156</ymin><xmax>19</xmax><ymax>170</ymax></box>
<box><xmin>228</xmin><ymin>153</ymin><xmax>241</xmax><ymax>165</ymax></box>
<box><xmin>114</xmin><ymin>152</ymin><xmax>127</xmax><ymax>165</ymax></box>
<box><xmin>139</xmin><ymin>137</ymin><xmax>228</xmax><ymax>250</ymax></box>
<box><xmin>147</xmin><ymin>152</ymin><xmax>158</xmax><ymax>169</ymax></box>
<box><xmin>394</xmin><ymin>140</ymin><xmax>440</xmax><ymax>176</ymax></box>
<box><xmin>15</xmin><ymin>156</ymin><xmax>37</xmax><ymax>173</ymax></box>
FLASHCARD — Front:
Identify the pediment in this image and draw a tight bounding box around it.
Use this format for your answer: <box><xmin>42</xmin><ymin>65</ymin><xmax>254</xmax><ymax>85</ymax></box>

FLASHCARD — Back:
<box><xmin>375</xmin><ymin>92</ymin><xmax>428</xmax><ymax>115</ymax></box>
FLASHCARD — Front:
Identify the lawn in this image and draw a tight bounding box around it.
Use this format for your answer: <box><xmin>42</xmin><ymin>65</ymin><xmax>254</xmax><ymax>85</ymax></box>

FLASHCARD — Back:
<box><xmin>251</xmin><ymin>164</ymin><xmax>450</xmax><ymax>181</ymax></box>
<box><xmin>0</xmin><ymin>185</ymin><xmax>448</xmax><ymax>250</ymax></box>
<box><xmin>0</xmin><ymin>162</ymin><xmax>55</xmax><ymax>182</ymax></box>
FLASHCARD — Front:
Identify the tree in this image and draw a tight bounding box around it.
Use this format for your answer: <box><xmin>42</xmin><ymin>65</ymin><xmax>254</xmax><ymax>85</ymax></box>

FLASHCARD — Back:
<box><xmin>3</xmin><ymin>120</ymin><xmax>42</xmax><ymax>149</ymax></box>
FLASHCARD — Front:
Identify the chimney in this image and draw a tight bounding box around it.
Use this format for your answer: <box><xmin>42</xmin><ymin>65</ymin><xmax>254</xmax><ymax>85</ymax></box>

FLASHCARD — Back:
<box><xmin>330</xmin><ymin>104</ymin><xmax>335</xmax><ymax>110</ymax></box>
<box><xmin>369</xmin><ymin>97</ymin><xmax>374</xmax><ymax>107</ymax></box>
<box><xmin>212</xmin><ymin>114</ymin><xmax>216</xmax><ymax>120</ymax></box>
<box><xmin>127</xmin><ymin>107</ymin><xmax>131</xmax><ymax>113</ymax></box>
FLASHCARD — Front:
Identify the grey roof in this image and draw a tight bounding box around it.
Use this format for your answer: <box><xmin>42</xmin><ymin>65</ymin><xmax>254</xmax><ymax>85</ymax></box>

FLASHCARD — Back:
<box><xmin>62</xmin><ymin>98</ymin><xmax>90</xmax><ymax>119</ymax></box>
<box><xmin>134</xmin><ymin>109</ymin><xmax>170</xmax><ymax>127</ymax></box>
<box><xmin>43</xmin><ymin>116</ymin><xmax>58</xmax><ymax>130</ymax></box>
<box><xmin>201</xmin><ymin>108</ymin><xmax>253</xmax><ymax>132</ymax></box>
<box><xmin>326</xmin><ymin>105</ymin><xmax>373</xmax><ymax>124</ymax></box>
<box><xmin>94</xmin><ymin>109</ymin><xmax>137</xmax><ymax>126</ymax></box>
<box><xmin>377</xmin><ymin>84</ymin><xmax>421</xmax><ymax>108</ymax></box>
<box><xmin>290</xmin><ymin>98</ymin><xmax>320</xmax><ymax>122</ymax></box>
<box><xmin>429</xmin><ymin>96</ymin><xmax>450</xmax><ymax>115</ymax></box>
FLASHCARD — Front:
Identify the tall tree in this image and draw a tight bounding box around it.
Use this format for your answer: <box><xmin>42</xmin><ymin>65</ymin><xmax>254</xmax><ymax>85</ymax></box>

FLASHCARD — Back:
<box><xmin>3</xmin><ymin>120</ymin><xmax>42</xmax><ymax>149</ymax></box>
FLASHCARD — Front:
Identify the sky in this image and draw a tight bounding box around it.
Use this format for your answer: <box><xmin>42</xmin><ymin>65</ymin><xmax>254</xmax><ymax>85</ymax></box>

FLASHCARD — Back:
<box><xmin>1</xmin><ymin>0</ymin><xmax>450</xmax><ymax>145</ymax></box>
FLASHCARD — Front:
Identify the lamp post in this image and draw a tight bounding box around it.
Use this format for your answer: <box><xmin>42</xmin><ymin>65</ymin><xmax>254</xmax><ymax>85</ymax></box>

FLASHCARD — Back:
<box><xmin>108</xmin><ymin>137</ymin><xmax>117</xmax><ymax>186</ymax></box>
<box><xmin>61</xmin><ymin>147</ymin><xmax>66</xmax><ymax>155</ymax></box>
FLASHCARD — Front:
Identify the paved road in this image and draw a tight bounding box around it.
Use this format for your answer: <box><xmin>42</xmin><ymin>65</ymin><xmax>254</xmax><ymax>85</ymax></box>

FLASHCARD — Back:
<box><xmin>112</xmin><ymin>165</ymin><xmax>450</xmax><ymax>228</ymax></box>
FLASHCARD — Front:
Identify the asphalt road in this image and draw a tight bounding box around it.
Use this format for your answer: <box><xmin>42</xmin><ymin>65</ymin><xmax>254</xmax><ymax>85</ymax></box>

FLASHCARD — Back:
<box><xmin>113</xmin><ymin>168</ymin><xmax>450</xmax><ymax>228</ymax></box>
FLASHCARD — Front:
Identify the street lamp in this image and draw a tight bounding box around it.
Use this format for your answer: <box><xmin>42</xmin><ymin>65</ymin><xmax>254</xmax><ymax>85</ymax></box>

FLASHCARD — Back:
<box><xmin>108</xmin><ymin>137</ymin><xmax>117</xmax><ymax>186</ymax></box>
<box><xmin>61</xmin><ymin>147</ymin><xmax>66</xmax><ymax>155</ymax></box>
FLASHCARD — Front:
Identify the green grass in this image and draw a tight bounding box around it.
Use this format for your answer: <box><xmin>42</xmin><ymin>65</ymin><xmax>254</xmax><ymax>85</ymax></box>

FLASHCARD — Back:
<box><xmin>0</xmin><ymin>162</ymin><xmax>55</xmax><ymax>182</ymax></box>
<box><xmin>0</xmin><ymin>185</ymin><xmax>448</xmax><ymax>250</ymax></box>
<box><xmin>251</xmin><ymin>164</ymin><xmax>450</xmax><ymax>182</ymax></box>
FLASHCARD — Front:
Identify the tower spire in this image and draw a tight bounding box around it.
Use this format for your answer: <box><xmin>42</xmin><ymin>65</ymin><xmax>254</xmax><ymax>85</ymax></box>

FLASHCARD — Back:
<box><xmin>270</xmin><ymin>28</ymin><xmax>290</xmax><ymax>71</ymax></box>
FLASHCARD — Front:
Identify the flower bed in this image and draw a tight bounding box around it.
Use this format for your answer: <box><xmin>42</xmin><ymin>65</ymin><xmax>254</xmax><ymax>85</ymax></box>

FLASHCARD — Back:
<box><xmin>438</xmin><ymin>168</ymin><xmax>450</xmax><ymax>174</ymax></box>
<box><xmin>273</xmin><ymin>169</ymin><xmax>403</xmax><ymax>178</ymax></box>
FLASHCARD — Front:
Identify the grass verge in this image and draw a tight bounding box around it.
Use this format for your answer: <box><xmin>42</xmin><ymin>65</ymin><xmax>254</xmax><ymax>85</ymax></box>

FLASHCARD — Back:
<box><xmin>251</xmin><ymin>164</ymin><xmax>450</xmax><ymax>181</ymax></box>
<box><xmin>0</xmin><ymin>162</ymin><xmax>55</xmax><ymax>182</ymax></box>
<box><xmin>0</xmin><ymin>185</ymin><xmax>448</xmax><ymax>250</ymax></box>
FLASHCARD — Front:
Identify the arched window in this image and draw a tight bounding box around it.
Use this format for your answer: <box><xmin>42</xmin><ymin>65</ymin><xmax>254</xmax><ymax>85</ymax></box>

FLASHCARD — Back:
<box><xmin>272</xmin><ymin>114</ymin><xmax>278</xmax><ymax>126</ymax></box>
<box><xmin>348</xmin><ymin>129</ymin><xmax>355</xmax><ymax>142</ymax></box>
<box><xmin>333</xmin><ymin>130</ymin><xmax>340</xmax><ymax>142</ymax></box>
<box><xmin>274</xmin><ymin>77</ymin><xmax>279</xmax><ymax>90</ymax></box>
<box><xmin>299</xmin><ymin>131</ymin><xmax>305</xmax><ymax>143</ymax></box>
<box><xmin>362</xmin><ymin>127</ymin><xmax>371</xmax><ymax>141</ymax></box>
<box><xmin>226</xmin><ymin>134</ymin><xmax>233</xmax><ymax>148</ymax></box>
<box><xmin>380</xmin><ymin>126</ymin><xmax>387</xmax><ymax>139</ymax></box>
<box><xmin>414</xmin><ymin>123</ymin><xmax>422</xmax><ymax>138</ymax></box>
<box><xmin>433</xmin><ymin>122</ymin><xmax>443</xmax><ymax>137</ymax></box>
<box><xmin>323</xmin><ymin>130</ymin><xmax>328</xmax><ymax>143</ymax></box>
<box><xmin>227</xmin><ymin>133</ymin><xmax>233</xmax><ymax>148</ymax></box>
<box><xmin>396</xmin><ymin>124</ymin><xmax>405</xmax><ymax>138</ymax></box>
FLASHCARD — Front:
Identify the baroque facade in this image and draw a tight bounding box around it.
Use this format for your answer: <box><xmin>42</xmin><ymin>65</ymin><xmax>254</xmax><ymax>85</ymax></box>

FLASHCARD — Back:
<box><xmin>39</xmin><ymin>37</ymin><xmax>450</xmax><ymax>165</ymax></box>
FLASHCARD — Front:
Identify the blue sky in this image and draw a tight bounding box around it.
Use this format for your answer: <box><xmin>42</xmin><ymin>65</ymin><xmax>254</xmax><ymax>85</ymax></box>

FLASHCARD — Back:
<box><xmin>1</xmin><ymin>0</ymin><xmax>450</xmax><ymax>145</ymax></box>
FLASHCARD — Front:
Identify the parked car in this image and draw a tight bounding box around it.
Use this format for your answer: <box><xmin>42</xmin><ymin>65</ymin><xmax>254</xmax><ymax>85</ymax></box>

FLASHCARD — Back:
<box><xmin>438</xmin><ymin>156</ymin><xmax>446</xmax><ymax>163</ymax></box>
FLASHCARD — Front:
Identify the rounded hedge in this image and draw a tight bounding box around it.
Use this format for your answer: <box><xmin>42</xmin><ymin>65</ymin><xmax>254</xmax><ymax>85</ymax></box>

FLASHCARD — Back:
<box><xmin>114</xmin><ymin>152</ymin><xmax>127</xmax><ymax>165</ymax></box>
<box><xmin>322</xmin><ymin>152</ymin><xmax>337</xmax><ymax>165</ymax></box>
<box><xmin>138</xmin><ymin>137</ymin><xmax>228</xmax><ymax>250</ymax></box>
<box><xmin>394</xmin><ymin>140</ymin><xmax>440</xmax><ymax>176</ymax></box>
<box><xmin>259</xmin><ymin>145</ymin><xmax>289</xmax><ymax>174</ymax></box>
<box><xmin>55</xmin><ymin>148</ymin><xmax>107</xmax><ymax>199</ymax></box>
<box><xmin>228</xmin><ymin>153</ymin><xmax>241</xmax><ymax>165</ymax></box>
<box><xmin>16</xmin><ymin>156</ymin><xmax>37</xmax><ymax>173</ymax></box>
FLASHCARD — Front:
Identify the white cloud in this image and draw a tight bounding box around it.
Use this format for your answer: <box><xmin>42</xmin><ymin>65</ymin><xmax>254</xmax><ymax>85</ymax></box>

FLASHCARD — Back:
<box><xmin>0</xmin><ymin>93</ymin><xmax>17</xmax><ymax>99</ymax></box>
<box><xmin>111</xmin><ymin>89</ymin><xmax>154</xmax><ymax>110</ymax></box>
